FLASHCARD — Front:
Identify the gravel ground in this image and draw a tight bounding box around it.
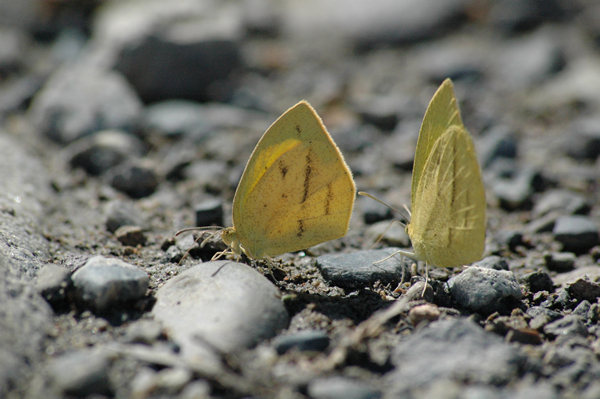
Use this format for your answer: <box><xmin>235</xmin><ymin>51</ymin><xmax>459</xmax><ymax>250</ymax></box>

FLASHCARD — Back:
<box><xmin>2</xmin><ymin>0</ymin><xmax>600</xmax><ymax>398</ymax></box>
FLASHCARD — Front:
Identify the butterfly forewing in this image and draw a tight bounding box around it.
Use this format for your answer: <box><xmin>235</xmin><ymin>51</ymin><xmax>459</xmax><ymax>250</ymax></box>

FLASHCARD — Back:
<box><xmin>409</xmin><ymin>125</ymin><xmax>486</xmax><ymax>267</ymax></box>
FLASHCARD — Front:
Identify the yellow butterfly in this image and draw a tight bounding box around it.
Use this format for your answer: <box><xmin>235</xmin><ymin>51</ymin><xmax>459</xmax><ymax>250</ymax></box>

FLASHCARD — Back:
<box><xmin>398</xmin><ymin>78</ymin><xmax>486</xmax><ymax>267</ymax></box>
<box><xmin>221</xmin><ymin>101</ymin><xmax>356</xmax><ymax>259</ymax></box>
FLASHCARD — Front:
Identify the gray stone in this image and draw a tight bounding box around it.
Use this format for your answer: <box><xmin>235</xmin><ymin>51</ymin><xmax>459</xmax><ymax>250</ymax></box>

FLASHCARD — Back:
<box><xmin>68</xmin><ymin>130</ymin><xmax>145</xmax><ymax>176</ymax></box>
<box><xmin>543</xmin><ymin>315</ymin><xmax>588</xmax><ymax>339</ymax></box>
<box><xmin>478</xmin><ymin>125</ymin><xmax>518</xmax><ymax>168</ymax></box>
<box><xmin>533</xmin><ymin>189</ymin><xmax>590</xmax><ymax>218</ymax></box>
<box><xmin>105</xmin><ymin>200</ymin><xmax>146</xmax><ymax>233</ymax></box>
<box><xmin>194</xmin><ymin>199</ymin><xmax>224</xmax><ymax>227</ymax></box>
<box><xmin>72</xmin><ymin>255</ymin><xmax>149</xmax><ymax>312</ymax></box>
<box><xmin>152</xmin><ymin>261</ymin><xmax>288</xmax><ymax>355</ymax></box>
<box><xmin>473</xmin><ymin>255</ymin><xmax>509</xmax><ymax>271</ymax></box>
<box><xmin>115</xmin><ymin>225</ymin><xmax>146</xmax><ymax>247</ymax></box>
<box><xmin>448</xmin><ymin>266</ymin><xmax>523</xmax><ymax>314</ymax></box>
<box><xmin>566</xmin><ymin>117</ymin><xmax>600</xmax><ymax>161</ymax></box>
<box><xmin>316</xmin><ymin>248</ymin><xmax>411</xmax><ymax>289</ymax></box>
<box><xmin>522</xmin><ymin>270</ymin><xmax>554</xmax><ymax>293</ymax></box>
<box><xmin>47</xmin><ymin>349</ymin><xmax>112</xmax><ymax>396</ymax></box>
<box><xmin>387</xmin><ymin>318</ymin><xmax>525</xmax><ymax>395</ymax></box>
<box><xmin>567</xmin><ymin>279</ymin><xmax>600</xmax><ymax>302</ymax></box>
<box><xmin>108</xmin><ymin>161</ymin><xmax>159</xmax><ymax>199</ymax></box>
<box><xmin>544</xmin><ymin>252</ymin><xmax>576</xmax><ymax>272</ymax></box>
<box><xmin>553</xmin><ymin>266</ymin><xmax>600</xmax><ymax>288</ymax></box>
<box><xmin>35</xmin><ymin>263</ymin><xmax>71</xmax><ymax>306</ymax></box>
<box><xmin>553</xmin><ymin>216</ymin><xmax>599</xmax><ymax>254</ymax></box>
<box><xmin>28</xmin><ymin>65</ymin><xmax>142</xmax><ymax>143</ymax></box>
<box><xmin>307</xmin><ymin>376</ymin><xmax>381</xmax><ymax>399</ymax></box>
<box><xmin>273</xmin><ymin>330</ymin><xmax>329</xmax><ymax>354</ymax></box>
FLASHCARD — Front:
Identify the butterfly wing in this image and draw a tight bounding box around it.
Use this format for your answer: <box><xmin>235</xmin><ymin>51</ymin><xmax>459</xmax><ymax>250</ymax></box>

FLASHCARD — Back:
<box><xmin>231</xmin><ymin>101</ymin><xmax>355</xmax><ymax>258</ymax></box>
<box><xmin>412</xmin><ymin>78</ymin><xmax>463</xmax><ymax>207</ymax></box>
<box><xmin>408</xmin><ymin>125</ymin><xmax>486</xmax><ymax>267</ymax></box>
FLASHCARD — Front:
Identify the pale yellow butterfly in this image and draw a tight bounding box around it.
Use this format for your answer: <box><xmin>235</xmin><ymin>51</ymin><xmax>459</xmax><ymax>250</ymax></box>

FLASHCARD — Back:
<box><xmin>221</xmin><ymin>100</ymin><xmax>356</xmax><ymax>259</ymax></box>
<box><xmin>397</xmin><ymin>78</ymin><xmax>486</xmax><ymax>267</ymax></box>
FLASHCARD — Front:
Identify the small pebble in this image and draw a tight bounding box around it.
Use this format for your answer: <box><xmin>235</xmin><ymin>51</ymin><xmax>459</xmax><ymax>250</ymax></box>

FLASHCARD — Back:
<box><xmin>553</xmin><ymin>216</ymin><xmax>599</xmax><ymax>254</ymax></box>
<box><xmin>544</xmin><ymin>252</ymin><xmax>576</xmax><ymax>272</ymax></box>
<box><xmin>448</xmin><ymin>266</ymin><xmax>523</xmax><ymax>315</ymax></box>
<box><xmin>567</xmin><ymin>279</ymin><xmax>600</xmax><ymax>303</ymax></box>
<box><xmin>408</xmin><ymin>303</ymin><xmax>440</xmax><ymax>325</ymax></box>
<box><xmin>316</xmin><ymin>248</ymin><xmax>411</xmax><ymax>290</ymax></box>
<box><xmin>115</xmin><ymin>225</ymin><xmax>146</xmax><ymax>247</ymax></box>
<box><xmin>35</xmin><ymin>263</ymin><xmax>71</xmax><ymax>307</ymax></box>
<box><xmin>194</xmin><ymin>199</ymin><xmax>224</xmax><ymax>227</ymax></box>
<box><xmin>105</xmin><ymin>200</ymin><xmax>145</xmax><ymax>233</ymax></box>
<box><xmin>543</xmin><ymin>315</ymin><xmax>588</xmax><ymax>339</ymax></box>
<box><xmin>72</xmin><ymin>255</ymin><xmax>149</xmax><ymax>313</ymax></box>
<box><xmin>47</xmin><ymin>349</ymin><xmax>112</xmax><ymax>396</ymax></box>
<box><xmin>108</xmin><ymin>161</ymin><xmax>159</xmax><ymax>199</ymax></box>
<box><xmin>307</xmin><ymin>376</ymin><xmax>381</xmax><ymax>399</ymax></box>
<box><xmin>273</xmin><ymin>330</ymin><xmax>329</xmax><ymax>354</ymax></box>
<box><xmin>522</xmin><ymin>270</ymin><xmax>554</xmax><ymax>293</ymax></box>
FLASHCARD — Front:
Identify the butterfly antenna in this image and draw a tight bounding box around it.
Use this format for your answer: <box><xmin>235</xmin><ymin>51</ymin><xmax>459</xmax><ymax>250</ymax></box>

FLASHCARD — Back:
<box><xmin>175</xmin><ymin>226</ymin><xmax>224</xmax><ymax>236</ymax></box>
<box><xmin>358</xmin><ymin>191</ymin><xmax>410</xmax><ymax>224</ymax></box>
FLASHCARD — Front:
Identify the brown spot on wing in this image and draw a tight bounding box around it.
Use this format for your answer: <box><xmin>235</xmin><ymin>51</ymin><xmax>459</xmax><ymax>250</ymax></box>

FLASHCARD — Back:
<box><xmin>301</xmin><ymin>152</ymin><xmax>313</xmax><ymax>203</ymax></box>
<box><xmin>297</xmin><ymin>219</ymin><xmax>305</xmax><ymax>237</ymax></box>
<box><xmin>295</xmin><ymin>124</ymin><xmax>301</xmax><ymax>135</ymax></box>
<box><xmin>325</xmin><ymin>182</ymin><xmax>333</xmax><ymax>215</ymax></box>
<box><xmin>279</xmin><ymin>160</ymin><xmax>288</xmax><ymax>179</ymax></box>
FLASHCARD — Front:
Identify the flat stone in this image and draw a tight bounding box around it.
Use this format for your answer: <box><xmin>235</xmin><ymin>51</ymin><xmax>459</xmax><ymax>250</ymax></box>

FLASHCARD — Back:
<box><xmin>152</xmin><ymin>261</ymin><xmax>288</xmax><ymax>355</ymax></box>
<box><xmin>72</xmin><ymin>255</ymin><xmax>149</xmax><ymax>312</ymax></box>
<box><xmin>316</xmin><ymin>248</ymin><xmax>411</xmax><ymax>289</ymax></box>
<box><xmin>553</xmin><ymin>216</ymin><xmax>599</xmax><ymax>254</ymax></box>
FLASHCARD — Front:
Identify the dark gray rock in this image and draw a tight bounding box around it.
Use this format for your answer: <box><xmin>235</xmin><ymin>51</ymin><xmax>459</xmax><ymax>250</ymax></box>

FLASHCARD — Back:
<box><xmin>273</xmin><ymin>330</ymin><xmax>329</xmax><ymax>354</ymax></box>
<box><xmin>448</xmin><ymin>266</ymin><xmax>523</xmax><ymax>314</ymax></box>
<box><xmin>544</xmin><ymin>252</ymin><xmax>576</xmax><ymax>272</ymax></box>
<box><xmin>533</xmin><ymin>189</ymin><xmax>590</xmax><ymax>218</ymax></box>
<box><xmin>108</xmin><ymin>161</ymin><xmax>159</xmax><ymax>198</ymax></box>
<box><xmin>316</xmin><ymin>248</ymin><xmax>411</xmax><ymax>289</ymax></box>
<box><xmin>307</xmin><ymin>376</ymin><xmax>381</xmax><ymax>399</ymax></box>
<box><xmin>523</xmin><ymin>270</ymin><xmax>554</xmax><ymax>293</ymax></box>
<box><xmin>28</xmin><ymin>65</ymin><xmax>142</xmax><ymax>143</ymax></box>
<box><xmin>105</xmin><ymin>200</ymin><xmax>146</xmax><ymax>233</ymax></box>
<box><xmin>152</xmin><ymin>261</ymin><xmax>289</xmax><ymax>355</ymax></box>
<box><xmin>387</xmin><ymin>318</ymin><xmax>525</xmax><ymax>395</ymax></box>
<box><xmin>47</xmin><ymin>348</ymin><xmax>112</xmax><ymax>396</ymax></box>
<box><xmin>494</xmin><ymin>230</ymin><xmax>525</xmax><ymax>252</ymax></box>
<box><xmin>114</xmin><ymin>31</ymin><xmax>242</xmax><ymax>103</ymax></box>
<box><xmin>553</xmin><ymin>215</ymin><xmax>599</xmax><ymax>254</ymax></box>
<box><xmin>565</xmin><ymin>117</ymin><xmax>600</xmax><ymax>161</ymax></box>
<box><xmin>72</xmin><ymin>255</ymin><xmax>149</xmax><ymax>313</ymax></box>
<box><xmin>358</xmin><ymin>194</ymin><xmax>393</xmax><ymax>225</ymax></box>
<box><xmin>478</xmin><ymin>125</ymin><xmax>518</xmax><ymax>168</ymax></box>
<box><xmin>68</xmin><ymin>130</ymin><xmax>146</xmax><ymax>176</ymax></box>
<box><xmin>115</xmin><ymin>225</ymin><xmax>146</xmax><ymax>247</ymax></box>
<box><xmin>553</xmin><ymin>266</ymin><xmax>600</xmax><ymax>288</ymax></box>
<box><xmin>543</xmin><ymin>315</ymin><xmax>588</xmax><ymax>339</ymax></box>
<box><xmin>567</xmin><ymin>279</ymin><xmax>600</xmax><ymax>303</ymax></box>
<box><xmin>35</xmin><ymin>263</ymin><xmax>71</xmax><ymax>307</ymax></box>
<box><xmin>194</xmin><ymin>199</ymin><xmax>224</xmax><ymax>227</ymax></box>
<box><xmin>493</xmin><ymin>167</ymin><xmax>542</xmax><ymax>210</ymax></box>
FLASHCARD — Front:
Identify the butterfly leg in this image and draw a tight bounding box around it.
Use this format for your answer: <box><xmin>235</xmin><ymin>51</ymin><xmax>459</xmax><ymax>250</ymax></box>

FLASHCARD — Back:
<box><xmin>421</xmin><ymin>262</ymin><xmax>429</xmax><ymax>297</ymax></box>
